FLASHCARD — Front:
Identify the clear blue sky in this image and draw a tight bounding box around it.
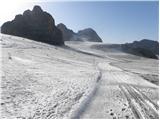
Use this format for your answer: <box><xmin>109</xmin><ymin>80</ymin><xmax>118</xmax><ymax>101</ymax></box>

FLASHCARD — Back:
<box><xmin>0</xmin><ymin>1</ymin><xmax>158</xmax><ymax>43</ymax></box>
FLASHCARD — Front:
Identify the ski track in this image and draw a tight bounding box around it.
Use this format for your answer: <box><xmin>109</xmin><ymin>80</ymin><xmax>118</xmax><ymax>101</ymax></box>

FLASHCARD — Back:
<box><xmin>79</xmin><ymin>61</ymin><xmax>159</xmax><ymax>119</ymax></box>
<box><xmin>119</xmin><ymin>85</ymin><xmax>159</xmax><ymax>119</ymax></box>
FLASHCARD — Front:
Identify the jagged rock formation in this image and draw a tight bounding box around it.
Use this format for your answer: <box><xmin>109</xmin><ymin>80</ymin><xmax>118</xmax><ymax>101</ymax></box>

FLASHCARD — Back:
<box><xmin>122</xmin><ymin>39</ymin><xmax>159</xmax><ymax>59</ymax></box>
<box><xmin>1</xmin><ymin>6</ymin><xmax>64</xmax><ymax>45</ymax></box>
<box><xmin>57</xmin><ymin>23</ymin><xmax>102</xmax><ymax>42</ymax></box>
<box><xmin>57</xmin><ymin>23</ymin><xmax>75</xmax><ymax>41</ymax></box>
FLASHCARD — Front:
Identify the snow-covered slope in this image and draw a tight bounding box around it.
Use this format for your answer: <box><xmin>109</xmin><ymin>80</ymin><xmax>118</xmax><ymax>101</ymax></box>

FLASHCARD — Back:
<box><xmin>1</xmin><ymin>34</ymin><xmax>100</xmax><ymax>118</ymax></box>
<box><xmin>1</xmin><ymin>34</ymin><xmax>159</xmax><ymax>119</ymax></box>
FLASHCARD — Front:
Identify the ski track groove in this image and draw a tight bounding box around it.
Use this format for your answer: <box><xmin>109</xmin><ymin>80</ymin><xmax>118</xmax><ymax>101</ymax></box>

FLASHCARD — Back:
<box><xmin>119</xmin><ymin>85</ymin><xmax>141</xmax><ymax>119</ymax></box>
<box><xmin>119</xmin><ymin>85</ymin><xmax>159</xmax><ymax>119</ymax></box>
<box><xmin>78</xmin><ymin>56</ymin><xmax>158</xmax><ymax>119</ymax></box>
<box><xmin>132</xmin><ymin>86</ymin><xmax>159</xmax><ymax>111</ymax></box>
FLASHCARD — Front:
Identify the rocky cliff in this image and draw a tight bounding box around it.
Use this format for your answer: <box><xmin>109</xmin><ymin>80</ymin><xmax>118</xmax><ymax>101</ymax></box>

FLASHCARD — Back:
<box><xmin>1</xmin><ymin>6</ymin><xmax>64</xmax><ymax>45</ymax></box>
<box><xmin>57</xmin><ymin>23</ymin><xmax>75</xmax><ymax>41</ymax></box>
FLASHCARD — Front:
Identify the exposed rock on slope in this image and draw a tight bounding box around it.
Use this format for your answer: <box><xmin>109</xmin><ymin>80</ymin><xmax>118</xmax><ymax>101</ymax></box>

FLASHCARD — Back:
<box><xmin>57</xmin><ymin>23</ymin><xmax>102</xmax><ymax>42</ymax></box>
<box><xmin>57</xmin><ymin>23</ymin><xmax>75</xmax><ymax>41</ymax></box>
<box><xmin>1</xmin><ymin>6</ymin><xmax>64</xmax><ymax>45</ymax></box>
<box><xmin>122</xmin><ymin>39</ymin><xmax>159</xmax><ymax>59</ymax></box>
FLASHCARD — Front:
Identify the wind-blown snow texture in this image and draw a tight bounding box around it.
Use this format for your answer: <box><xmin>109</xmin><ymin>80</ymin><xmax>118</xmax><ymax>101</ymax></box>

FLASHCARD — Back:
<box><xmin>1</xmin><ymin>34</ymin><xmax>159</xmax><ymax>119</ymax></box>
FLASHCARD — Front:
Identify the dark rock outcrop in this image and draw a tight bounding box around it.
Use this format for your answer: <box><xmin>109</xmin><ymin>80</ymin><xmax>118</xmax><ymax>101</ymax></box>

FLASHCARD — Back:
<box><xmin>57</xmin><ymin>23</ymin><xmax>102</xmax><ymax>42</ymax></box>
<box><xmin>57</xmin><ymin>23</ymin><xmax>75</xmax><ymax>41</ymax></box>
<box><xmin>122</xmin><ymin>39</ymin><xmax>159</xmax><ymax>59</ymax></box>
<box><xmin>1</xmin><ymin>5</ymin><xmax>64</xmax><ymax>45</ymax></box>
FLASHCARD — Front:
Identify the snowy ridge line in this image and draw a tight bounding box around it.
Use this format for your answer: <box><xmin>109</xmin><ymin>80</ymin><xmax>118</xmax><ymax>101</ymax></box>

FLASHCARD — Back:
<box><xmin>1</xmin><ymin>34</ymin><xmax>59</xmax><ymax>49</ymax></box>
<box><xmin>64</xmin><ymin>45</ymin><xmax>105</xmax><ymax>59</ymax></box>
<box><xmin>69</xmin><ymin>63</ymin><xmax>102</xmax><ymax>118</ymax></box>
<box><xmin>29</xmin><ymin>54</ymin><xmax>92</xmax><ymax>67</ymax></box>
<box><xmin>65</xmin><ymin>45</ymin><xmax>125</xmax><ymax>63</ymax></box>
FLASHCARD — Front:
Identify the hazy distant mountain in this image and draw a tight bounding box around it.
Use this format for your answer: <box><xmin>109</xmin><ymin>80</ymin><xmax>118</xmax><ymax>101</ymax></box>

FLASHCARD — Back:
<box><xmin>57</xmin><ymin>23</ymin><xmax>75</xmax><ymax>41</ymax></box>
<box><xmin>91</xmin><ymin>39</ymin><xmax>159</xmax><ymax>59</ymax></box>
<box><xmin>122</xmin><ymin>39</ymin><xmax>159</xmax><ymax>59</ymax></box>
<box><xmin>57</xmin><ymin>23</ymin><xmax>102</xmax><ymax>42</ymax></box>
<box><xmin>1</xmin><ymin>6</ymin><xmax>64</xmax><ymax>45</ymax></box>
<box><xmin>77</xmin><ymin>28</ymin><xmax>102</xmax><ymax>42</ymax></box>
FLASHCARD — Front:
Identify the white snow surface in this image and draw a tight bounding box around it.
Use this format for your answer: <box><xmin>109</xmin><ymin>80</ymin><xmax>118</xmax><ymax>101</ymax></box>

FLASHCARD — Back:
<box><xmin>0</xmin><ymin>34</ymin><xmax>159</xmax><ymax>119</ymax></box>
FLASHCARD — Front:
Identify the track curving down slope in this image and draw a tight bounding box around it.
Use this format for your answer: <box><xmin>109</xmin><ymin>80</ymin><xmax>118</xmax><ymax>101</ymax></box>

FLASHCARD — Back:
<box><xmin>78</xmin><ymin>61</ymin><xmax>159</xmax><ymax>119</ymax></box>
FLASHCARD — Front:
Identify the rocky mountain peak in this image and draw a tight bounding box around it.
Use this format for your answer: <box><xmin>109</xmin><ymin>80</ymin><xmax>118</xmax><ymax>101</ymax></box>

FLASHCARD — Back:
<box><xmin>77</xmin><ymin>28</ymin><xmax>102</xmax><ymax>42</ymax></box>
<box><xmin>78</xmin><ymin>28</ymin><xmax>95</xmax><ymax>33</ymax></box>
<box><xmin>57</xmin><ymin>23</ymin><xmax>67</xmax><ymax>29</ymax></box>
<box><xmin>23</xmin><ymin>10</ymin><xmax>31</xmax><ymax>16</ymax></box>
<box><xmin>32</xmin><ymin>5</ymin><xmax>43</xmax><ymax>13</ymax></box>
<box><xmin>57</xmin><ymin>23</ymin><xmax>75</xmax><ymax>41</ymax></box>
<box><xmin>57</xmin><ymin>24</ymin><xmax>103</xmax><ymax>42</ymax></box>
<box><xmin>1</xmin><ymin>5</ymin><xmax>64</xmax><ymax>45</ymax></box>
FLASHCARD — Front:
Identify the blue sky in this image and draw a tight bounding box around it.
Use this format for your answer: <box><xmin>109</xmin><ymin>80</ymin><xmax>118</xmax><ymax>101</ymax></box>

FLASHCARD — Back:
<box><xmin>0</xmin><ymin>1</ymin><xmax>158</xmax><ymax>43</ymax></box>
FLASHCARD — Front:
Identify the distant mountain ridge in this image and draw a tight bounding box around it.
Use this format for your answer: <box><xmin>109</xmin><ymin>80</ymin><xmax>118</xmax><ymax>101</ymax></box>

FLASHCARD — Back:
<box><xmin>122</xmin><ymin>39</ymin><xmax>159</xmax><ymax>59</ymax></box>
<box><xmin>122</xmin><ymin>39</ymin><xmax>159</xmax><ymax>54</ymax></box>
<box><xmin>91</xmin><ymin>39</ymin><xmax>159</xmax><ymax>59</ymax></box>
<box><xmin>77</xmin><ymin>28</ymin><xmax>102</xmax><ymax>42</ymax></box>
<box><xmin>57</xmin><ymin>23</ymin><xmax>102</xmax><ymax>42</ymax></box>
